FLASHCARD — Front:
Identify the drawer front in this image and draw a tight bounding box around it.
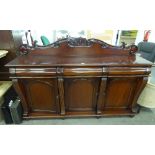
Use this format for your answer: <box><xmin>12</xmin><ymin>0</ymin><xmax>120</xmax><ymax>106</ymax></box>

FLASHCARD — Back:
<box><xmin>108</xmin><ymin>67</ymin><xmax>151</xmax><ymax>75</ymax></box>
<box><xmin>11</xmin><ymin>68</ymin><xmax>57</xmax><ymax>77</ymax></box>
<box><xmin>63</xmin><ymin>67</ymin><xmax>103</xmax><ymax>76</ymax></box>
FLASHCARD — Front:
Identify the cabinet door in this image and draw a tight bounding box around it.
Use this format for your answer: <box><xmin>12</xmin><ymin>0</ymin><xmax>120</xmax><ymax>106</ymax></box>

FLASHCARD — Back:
<box><xmin>64</xmin><ymin>78</ymin><xmax>100</xmax><ymax>112</ymax></box>
<box><xmin>104</xmin><ymin>77</ymin><xmax>139</xmax><ymax>109</ymax></box>
<box><xmin>21</xmin><ymin>79</ymin><xmax>59</xmax><ymax>114</ymax></box>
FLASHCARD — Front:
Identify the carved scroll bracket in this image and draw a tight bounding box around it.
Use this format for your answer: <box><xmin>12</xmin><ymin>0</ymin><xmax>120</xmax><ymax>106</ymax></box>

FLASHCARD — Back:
<box><xmin>56</xmin><ymin>67</ymin><xmax>65</xmax><ymax>116</ymax></box>
<box><xmin>58</xmin><ymin>77</ymin><xmax>65</xmax><ymax>116</ymax></box>
<box><xmin>12</xmin><ymin>79</ymin><xmax>29</xmax><ymax>116</ymax></box>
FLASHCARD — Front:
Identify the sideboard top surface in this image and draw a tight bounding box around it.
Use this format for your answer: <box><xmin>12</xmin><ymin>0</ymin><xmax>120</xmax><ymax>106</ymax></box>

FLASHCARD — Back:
<box><xmin>6</xmin><ymin>53</ymin><xmax>152</xmax><ymax>67</ymax></box>
<box><xmin>5</xmin><ymin>38</ymin><xmax>152</xmax><ymax>67</ymax></box>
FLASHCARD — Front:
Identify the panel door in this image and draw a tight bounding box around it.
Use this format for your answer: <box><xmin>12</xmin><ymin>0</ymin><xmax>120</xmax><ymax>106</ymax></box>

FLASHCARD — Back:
<box><xmin>104</xmin><ymin>77</ymin><xmax>139</xmax><ymax>109</ymax></box>
<box><xmin>64</xmin><ymin>78</ymin><xmax>100</xmax><ymax>112</ymax></box>
<box><xmin>21</xmin><ymin>78</ymin><xmax>59</xmax><ymax>114</ymax></box>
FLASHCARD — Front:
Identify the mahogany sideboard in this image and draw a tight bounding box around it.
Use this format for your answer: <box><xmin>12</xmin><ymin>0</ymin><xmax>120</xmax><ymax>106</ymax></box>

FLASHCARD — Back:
<box><xmin>6</xmin><ymin>38</ymin><xmax>152</xmax><ymax>119</ymax></box>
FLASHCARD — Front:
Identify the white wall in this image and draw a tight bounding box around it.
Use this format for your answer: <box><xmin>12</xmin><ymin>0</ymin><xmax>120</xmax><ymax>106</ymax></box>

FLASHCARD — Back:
<box><xmin>135</xmin><ymin>30</ymin><xmax>155</xmax><ymax>45</ymax></box>
<box><xmin>135</xmin><ymin>30</ymin><xmax>144</xmax><ymax>45</ymax></box>
<box><xmin>148</xmin><ymin>30</ymin><xmax>155</xmax><ymax>43</ymax></box>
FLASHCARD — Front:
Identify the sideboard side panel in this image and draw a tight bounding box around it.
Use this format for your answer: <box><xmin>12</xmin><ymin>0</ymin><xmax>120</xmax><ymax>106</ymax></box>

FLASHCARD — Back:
<box><xmin>129</xmin><ymin>76</ymin><xmax>148</xmax><ymax>113</ymax></box>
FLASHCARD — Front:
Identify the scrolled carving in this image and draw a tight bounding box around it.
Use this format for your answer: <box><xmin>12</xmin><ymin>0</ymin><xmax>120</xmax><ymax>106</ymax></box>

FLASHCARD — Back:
<box><xmin>88</xmin><ymin>38</ymin><xmax>112</xmax><ymax>48</ymax></box>
<box><xmin>129</xmin><ymin>45</ymin><xmax>138</xmax><ymax>55</ymax></box>
<box><xmin>18</xmin><ymin>37</ymin><xmax>138</xmax><ymax>55</ymax></box>
<box><xmin>34</xmin><ymin>37</ymin><xmax>115</xmax><ymax>48</ymax></box>
<box><xmin>122</xmin><ymin>44</ymin><xmax>138</xmax><ymax>55</ymax></box>
<box><xmin>53</xmin><ymin>38</ymin><xmax>69</xmax><ymax>47</ymax></box>
<box><xmin>68</xmin><ymin>37</ymin><xmax>92</xmax><ymax>47</ymax></box>
<box><xmin>19</xmin><ymin>44</ymin><xmax>30</xmax><ymax>55</ymax></box>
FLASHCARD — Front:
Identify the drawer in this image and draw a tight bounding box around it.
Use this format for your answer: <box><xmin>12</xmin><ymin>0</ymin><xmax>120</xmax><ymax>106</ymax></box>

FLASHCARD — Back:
<box><xmin>63</xmin><ymin>67</ymin><xmax>103</xmax><ymax>76</ymax></box>
<box><xmin>10</xmin><ymin>68</ymin><xmax>57</xmax><ymax>77</ymax></box>
<box><xmin>108</xmin><ymin>67</ymin><xmax>151</xmax><ymax>75</ymax></box>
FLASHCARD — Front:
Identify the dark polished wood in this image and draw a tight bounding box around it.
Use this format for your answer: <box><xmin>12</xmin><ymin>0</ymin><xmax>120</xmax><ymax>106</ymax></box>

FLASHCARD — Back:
<box><xmin>97</xmin><ymin>77</ymin><xmax>107</xmax><ymax>114</ymax></box>
<box><xmin>58</xmin><ymin>77</ymin><xmax>65</xmax><ymax>115</ymax></box>
<box><xmin>6</xmin><ymin>38</ymin><xmax>152</xmax><ymax>119</ymax></box>
<box><xmin>21</xmin><ymin>79</ymin><xmax>59</xmax><ymax>113</ymax></box>
<box><xmin>64</xmin><ymin>77</ymin><xmax>100</xmax><ymax>113</ymax></box>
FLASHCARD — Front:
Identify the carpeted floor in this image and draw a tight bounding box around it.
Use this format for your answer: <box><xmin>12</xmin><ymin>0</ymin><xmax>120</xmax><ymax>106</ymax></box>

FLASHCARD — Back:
<box><xmin>0</xmin><ymin>107</ymin><xmax>155</xmax><ymax>125</ymax></box>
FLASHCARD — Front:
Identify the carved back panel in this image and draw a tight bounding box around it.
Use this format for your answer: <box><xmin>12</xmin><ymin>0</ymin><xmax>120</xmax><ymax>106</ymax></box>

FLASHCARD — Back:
<box><xmin>19</xmin><ymin>37</ymin><xmax>138</xmax><ymax>56</ymax></box>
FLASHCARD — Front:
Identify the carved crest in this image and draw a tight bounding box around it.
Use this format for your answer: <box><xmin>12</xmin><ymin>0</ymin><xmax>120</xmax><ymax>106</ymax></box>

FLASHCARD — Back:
<box><xmin>69</xmin><ymin>37</ymin><xmax>91</xmax><ymax>46</ymax></box>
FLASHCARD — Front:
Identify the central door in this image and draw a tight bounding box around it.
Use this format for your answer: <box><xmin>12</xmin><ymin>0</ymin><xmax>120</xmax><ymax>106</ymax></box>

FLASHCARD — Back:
<box><xmin>64</xmin><ymin>78</ymin><xmax>100</xmax><ymax>113</ymax></box>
